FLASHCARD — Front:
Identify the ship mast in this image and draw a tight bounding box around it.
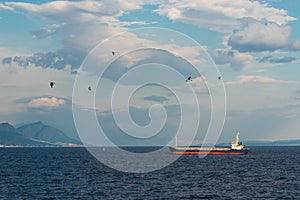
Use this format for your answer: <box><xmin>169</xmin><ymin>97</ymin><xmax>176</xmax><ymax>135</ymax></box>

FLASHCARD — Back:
<box><xmin>236</xmin><ymin>132</ymin><xmax>240</xmax><ymax>144</ymax></box>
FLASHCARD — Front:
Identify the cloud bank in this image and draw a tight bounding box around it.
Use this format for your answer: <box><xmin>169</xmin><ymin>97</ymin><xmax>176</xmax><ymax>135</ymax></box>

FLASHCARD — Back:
<box><xmin>258</xmin><ymin>56</ymin><xmax>299</xmax><ymax>64</ymax></box>
<box><xmin>228</xmin><ymin>21</ymin><xmax>300</xmax><ymax>52</ymax></box>
<box><xmin>3</xmin><ymin>0</ymin><xmax>299</xmax><ymax>72</ymax></box>
<box><xmin>144</xmin><ymin>95</ymin><xmax>169</xmax><ymax>103</ymax></box>
<box><xmin>213</xmin><ymin>49</ymin><xmax>253</xmax><ymax>70</ymax></box>
<box><xmin>156</xmin><ymin>0</ymin><xmax>296</xmax><ymax>33</ymax></box>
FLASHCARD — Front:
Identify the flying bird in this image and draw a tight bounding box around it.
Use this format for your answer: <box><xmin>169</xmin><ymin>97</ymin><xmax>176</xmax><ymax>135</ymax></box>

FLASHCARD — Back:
<box><xmin>112</xmin><ymin>51</ymin><xmax>116</xmax><ymax>56</ymax></box>
<box><xmin>88</xmin><ymin>86</ymin><xmax>92</xmax><ymax>91</ymax></box>
<box><xmin>186</xmin><ymin>76</ymin><xmax>192</xmax><ymax>82</ymax></box>
<box><xmin>49</xmin><ymin>81</ymin><xmax>55</xmax><ymax>88</ymax></box>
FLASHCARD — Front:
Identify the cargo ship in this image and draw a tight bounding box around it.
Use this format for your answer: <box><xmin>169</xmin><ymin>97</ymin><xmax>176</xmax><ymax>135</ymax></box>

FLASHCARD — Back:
<box><xmin>169</xmin><ymin>132</ymin><xmax>250</xmax><ymax>155</ymax></box>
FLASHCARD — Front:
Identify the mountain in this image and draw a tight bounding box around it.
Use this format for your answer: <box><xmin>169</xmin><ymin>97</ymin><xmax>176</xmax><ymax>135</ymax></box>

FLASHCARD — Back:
<box><xmin>0</xmin><ymin>122</ymin><xmax>81</xmax><ymax>147</ymax></box>
<box><xmin>0</xmin><ymin>122</ymin><xmax>54</xmax><ymax>146</ymax></box>
<box><xmin>271</xmin><ymin>139</ymin><xmax>300</xmax><ymax>146</ymax></box>
<box><xmin>0</xmin><ymin>122</ymin><xmax>18</xmax><ymax>133</ymax></box>
<box><xmin>244</xmin><ymin>139</ymin><xmax>300</xmax><ymax>146</ymax></box>
<box><xmin>218</xmin><ymin>139</ymin><xmax>300</xmax><ymax>147</ymax></box>
<box><xmin>17</xmin><ymin>121</ymin><xmax>81</xmax><ymax>145</ymax></box>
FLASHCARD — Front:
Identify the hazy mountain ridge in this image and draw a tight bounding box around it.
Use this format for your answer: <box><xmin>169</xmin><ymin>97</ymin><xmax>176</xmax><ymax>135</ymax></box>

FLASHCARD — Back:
<box><xmin>0</xmin><ymin>122</ymin><xmax>18</xmax><ymax>133</ymax></box>
<box><xmin>0</xmin><ymin>122</ymin><xmax>53</xmax><ymax>146</ymax></box>
<box><xmin>244</xmin><ymin>139</ymin><xmax>300</xmax><ymax>146</ymax></box>
<box><xmin>0</xmin><ymin>122</ymin><xmax>81</xmax><ymax>147</ymax></box>
<box><xmin>1</xmin><ymin>121</ymin><xmax>299</xmax><ymax>147</ymax></box>
<box><xmin>17</xmin><ymin>122</ymin><xmax>81</xmax><ymax>144</ymax></box>
<box><xmin>218</xmin><ymin>139</ymin><xmax>300</xmax><ymax>147</ymax></box>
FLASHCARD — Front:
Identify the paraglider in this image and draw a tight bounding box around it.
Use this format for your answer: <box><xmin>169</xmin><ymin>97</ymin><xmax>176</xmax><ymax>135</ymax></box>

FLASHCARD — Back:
<box><xmin>186</xmin><ymin>76</ymin><xmax>192</xmax><ymax>82</ymax></box>
<box><xmin>49</xmin><ymin>82</ymin><xmax>55</xmax><ymax>88</ymax></box>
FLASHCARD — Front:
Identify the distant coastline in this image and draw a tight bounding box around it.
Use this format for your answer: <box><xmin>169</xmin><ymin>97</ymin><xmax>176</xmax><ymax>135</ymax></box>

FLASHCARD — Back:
<box><xmin>0</xmin><ymin>122</ymin><xmax>82</xmax><ymax>147</ymax></box>
<box><xmin>1</xmin><ymin>121</ymin><xmax>299</xmax><ymax>148</ymax></box>
<box><xmin>240</xmin><ymin>139</ymin><xmax>300</xmax><ymax>147</ymax></box>
<box><xmin>1</xmin><ymin>141</ymin><xmax>300</xmax><ymax>148</ymax></box>
<box><xmin>202</xmin><ymin>139</ymin><xmax>300</xmax><ymax>147</ymax></box>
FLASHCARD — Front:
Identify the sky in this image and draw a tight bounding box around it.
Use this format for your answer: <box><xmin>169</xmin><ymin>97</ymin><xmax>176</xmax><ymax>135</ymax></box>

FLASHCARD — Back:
<box><xmin>0</xmin><ymin>0</ymin><xmax>300</xmax><ymax>146</ymax></box>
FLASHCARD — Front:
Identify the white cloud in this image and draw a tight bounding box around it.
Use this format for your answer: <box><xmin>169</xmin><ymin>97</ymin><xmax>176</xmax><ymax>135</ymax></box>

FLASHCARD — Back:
<box><xmin>28</xmin><ymin>97</ymin><xmax>65</xmax><ymax>108</ymax></box>
<box><xmin>6</xmin><ymin>1</ymin><xmax>141</xmax><ymax>18</ymax></box>
<box><xmin>0</xmin><ymin>60</ymin><xmax>75</xmax><ymax>115</ymax></box>
<box><xmin>213</xmin><ymin>49</ymin><xmax>253</xmax><ymax>70</ymax></box>
<box><xmin>189</xmin><ymin>76</ymin><xmax>207</xmax><ymax>93</ymax></box>
<box><xmin>31</xmin><ymin>28</ymin><xmax>57</xmax><ymax>39</ymax></box>
<box><xmin>156</xmin><ymin>0</ymin><xmax>296</xmax><ymax>33</ymax></box>
<box><xmin>292</xmin><ymin>40</ymin><xmax>300</xmax><ymax>50</ymax></box>
<box><xmin>0</xmin><ymin>3</ymin><xmax>14</xmax><ymax>11</ymax></box>
<box><xmin>258</xmin><ymin>55</ymin><xmax>299</xmax><ymax>64</ymax></box>
<box><xmin>228</xmin><ymin>21</ymin><xmax>300</xmax><ymax>52</ymax></box>
<box><xmin>225</xmin><ymin>75</ymin><xmax>299</xmax><ymax>86</ymax></box>
<box><xmin>158</xmin><ymin>1</ymin><xmax>300</xmax><ymax>54</ymax></box>
<box><xmin>5</xmin><ymin>1</ymin><xmax>144</xmax><ymax>69</ymax></box>
<box><xmin>156</xmin><ymin>0</ymin><xmax>299</xmax><ymax>53</ymax></box>
<box><xmin>7</xmin><ymin>0</ymin><xmax>297</xmax><ymax>74</ymax></box>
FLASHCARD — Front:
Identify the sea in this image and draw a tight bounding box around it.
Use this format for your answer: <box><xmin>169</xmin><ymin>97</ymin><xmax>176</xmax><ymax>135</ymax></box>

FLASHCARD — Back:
<box><xmin>0</xmin><ymin>146</ymin><xmax>299</xmax><ymax>199</ymax></box>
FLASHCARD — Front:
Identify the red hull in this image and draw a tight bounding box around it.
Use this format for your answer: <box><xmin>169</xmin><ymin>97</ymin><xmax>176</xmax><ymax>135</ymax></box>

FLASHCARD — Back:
<box><xmin>170</xmin><ymin>151</ymin><xmax>248</xmax><ymax>155</ymax></box>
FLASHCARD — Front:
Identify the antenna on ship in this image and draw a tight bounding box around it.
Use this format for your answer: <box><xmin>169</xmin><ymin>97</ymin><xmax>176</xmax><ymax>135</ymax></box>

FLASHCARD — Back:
<box><xmin>236</xmin><ymin>132</ymin><xmax>240</xmax><ymax>144</ymax></box>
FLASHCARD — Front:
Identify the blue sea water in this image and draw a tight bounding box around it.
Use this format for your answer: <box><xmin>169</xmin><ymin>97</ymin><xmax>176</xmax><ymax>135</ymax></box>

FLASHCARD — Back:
<box><xmin>0</xmin><ymin>146</ymin><xmax>299</xmax><ymax>199</ymax></box>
